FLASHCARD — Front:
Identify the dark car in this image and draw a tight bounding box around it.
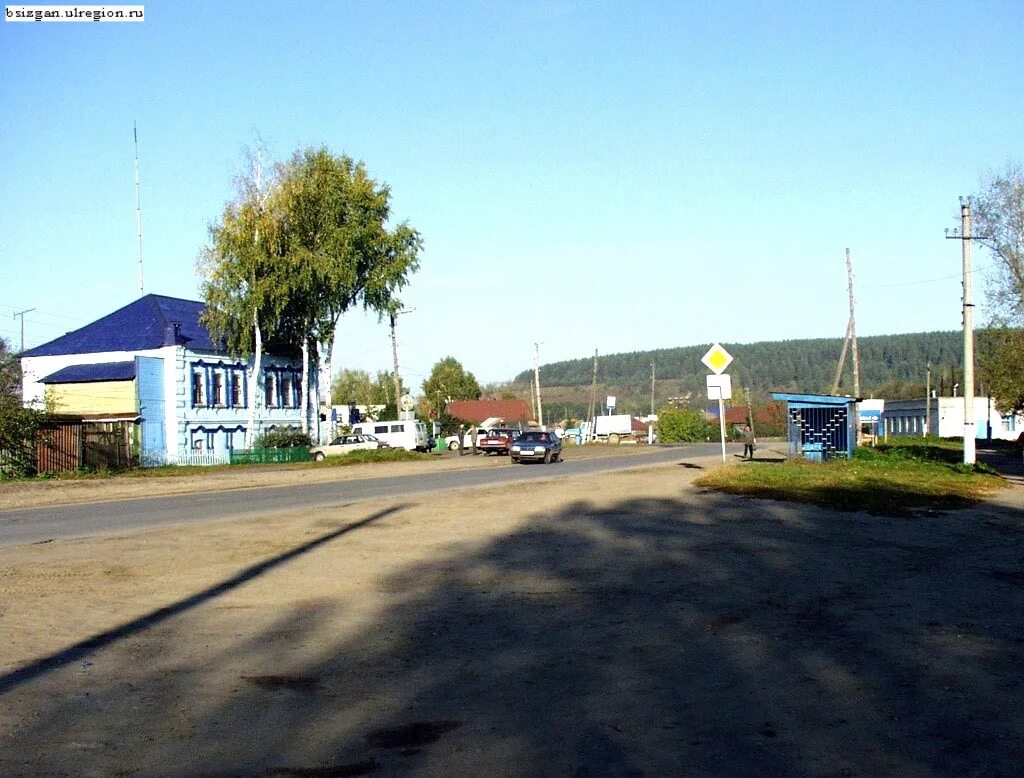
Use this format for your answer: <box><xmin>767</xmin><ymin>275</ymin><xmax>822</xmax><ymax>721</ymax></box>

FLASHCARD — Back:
<box><xmin>478</xmin><ymin>428</ymin><xmax>521</xmax><ymax>455</ymax></box>
<box><xmin>510</xmin><ymin>430</ymin><xmax>562</xmax><ymax>464</ymax></box>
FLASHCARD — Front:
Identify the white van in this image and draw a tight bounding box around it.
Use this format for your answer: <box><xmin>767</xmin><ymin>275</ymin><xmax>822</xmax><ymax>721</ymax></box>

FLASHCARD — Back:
<box><xmin>351</xmin><ymin>419</ymin><xmax>431</xmax><ymax>452</ymax></box>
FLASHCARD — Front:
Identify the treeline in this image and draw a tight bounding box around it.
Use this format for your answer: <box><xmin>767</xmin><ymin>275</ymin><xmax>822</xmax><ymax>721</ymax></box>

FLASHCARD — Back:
<box><xmin>512</xmin><ymin>331</ymin><xmax>972</xmax><ymax>419</ymax></box>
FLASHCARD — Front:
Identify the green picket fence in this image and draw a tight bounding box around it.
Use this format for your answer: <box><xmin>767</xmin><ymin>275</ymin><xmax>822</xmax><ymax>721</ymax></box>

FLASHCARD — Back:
<box><xmin>229</xmin><ymin>447</ymin><xmax>311</xmax><ymax>465</ymax></box>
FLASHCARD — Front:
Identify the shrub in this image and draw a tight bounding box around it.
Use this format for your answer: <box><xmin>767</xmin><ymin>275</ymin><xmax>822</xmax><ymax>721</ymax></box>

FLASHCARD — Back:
<box><xmin>656</xmin><ymin>406</ymin><xmax>713</xmax><ymax>443</ymax></box>
<box><xmin>253</xmin><ymin>427</ymin><xmax>312</xmax><ymax>449</ymax></box>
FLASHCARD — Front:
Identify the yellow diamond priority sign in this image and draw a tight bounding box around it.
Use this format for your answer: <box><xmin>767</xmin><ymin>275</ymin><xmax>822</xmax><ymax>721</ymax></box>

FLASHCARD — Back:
<box><xmin>701</xmin><ymin>343</ymin><xmax>733</xmax><ymax>375</ymax></box>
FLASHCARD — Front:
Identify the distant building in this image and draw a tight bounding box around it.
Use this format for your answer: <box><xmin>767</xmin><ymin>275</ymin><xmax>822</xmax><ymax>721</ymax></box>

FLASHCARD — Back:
<box><xmin>445</xmin><ymin>399</ymin><xmax>532</xmax><ymax>425</ymax></box>
<box><xmin>884</xmin><ymin>396</ymin><xmax>1021</xmax><ymax>441</ymax></box>
<box><xmin>21</xmin><ymin>294</ymin><xmax>307</xmax><ymax>466</ymax></box>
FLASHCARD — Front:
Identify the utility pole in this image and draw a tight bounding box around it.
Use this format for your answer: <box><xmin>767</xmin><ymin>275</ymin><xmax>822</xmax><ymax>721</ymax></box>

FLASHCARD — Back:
<box><xmin>925</xmin><ymin>362</ymin><xmax>931</xmax><ymax>437</ymax></box>
<box><xmin>389</xmin><ymin>307</ymin><xmax>414</xmax><ymax>416</ymax></box>
<box><xmin>831</xmin><ymin>320</ymin><xmax>852</xmax><ymax>394</ymax></box>
<box><xmin>961</xmin><ymin>202</ymin><xmax>975</xmax><ymax>465</ymax></box>
<box><xmin>746</xmin><ymin>385</ymin><xmax>755</xmax><ymax>438</ymax></box>
<box><xmin>587</xmin><ymin>349</ymin><xmax>598</xmax><ymax>440</ymax></box>
<box><xmin>650</xmin><ymin>361</ymin><xmax>656</xmax><ymax>416</ymax></box>
<box><xmin>830</xmin><ymin>249</ymin><xmax>860</xmax><ymax>397</ymax></box>
<box><xmin>533</xmin><ymin>342</ymin><xmax>544</xmax><ymax>427</ymax></box>
<box><xmin>14</xmin><ymin>308</ymin><xmax>35</xmax><ymax>352</ymax></box>
<box><xmin>847</xmin><ymin>248</ymin><xmax>861</xmax><ymax>398</ymax></box>
<box><xmin>946</xmin><ymin>199</ymin><xmax>982</xmax><ymax>465</ymax></box>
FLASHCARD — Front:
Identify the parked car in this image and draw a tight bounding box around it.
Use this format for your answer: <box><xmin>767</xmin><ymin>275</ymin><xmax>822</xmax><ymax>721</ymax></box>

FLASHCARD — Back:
<box><xmin>510</xmin><ymin>430</ymin><xmax>562</xmax><ymax>464</ymax></box>
<box><xmin>478</xmin><ymin>428</ymin><xmax>521</xmax><ymax>455</ymax></box>
<box><xmin>444</xmin><ymin>429</ymin><xmax>489</xmax><ymax>451</ymax></box>
<box><xmin>310</xmin><ymin>434</ymin><xmax>389</xmax><ymax>461</ymax></box>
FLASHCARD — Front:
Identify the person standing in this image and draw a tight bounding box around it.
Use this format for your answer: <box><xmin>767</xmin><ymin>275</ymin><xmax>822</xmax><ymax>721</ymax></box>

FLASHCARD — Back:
<box><xmin>458</xmin><ymin>424</ymin><xmax>466</xmax><ymax>456</ymax></box>
<box><xmin>742</xmin><ymin>424</ymin><xmax>756</xmax><ymax>460</ymax></box>
<box><xmin>469</xmin><ymin>424</ymin><xmax>478</xmax><ymax>455</ymax></box>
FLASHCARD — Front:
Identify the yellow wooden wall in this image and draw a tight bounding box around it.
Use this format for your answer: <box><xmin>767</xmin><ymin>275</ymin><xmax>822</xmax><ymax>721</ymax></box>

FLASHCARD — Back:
<box><xmin>46</xmin><ymin>381</ymin><xmax>137</xmax><ymax>415</ymax></box>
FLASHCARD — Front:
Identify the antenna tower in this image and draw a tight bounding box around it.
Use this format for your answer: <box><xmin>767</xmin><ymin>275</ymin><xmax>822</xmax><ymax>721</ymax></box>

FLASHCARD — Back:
<box><xmin>134</xmin><ymin>121</ymin><xmax>145</xmax><ymax>294</ymax></box>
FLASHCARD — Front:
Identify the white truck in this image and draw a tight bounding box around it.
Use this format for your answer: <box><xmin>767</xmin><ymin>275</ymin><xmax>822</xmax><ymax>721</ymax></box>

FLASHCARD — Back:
<box><xmin>592</xmin><ymin>414</ymin><xmax>634</xmax><ymax>443</ymax></box>
<box><xmin>351</xmin><ymin>419</ymin><xmax>431</xmax><ymax>452</ymax></box>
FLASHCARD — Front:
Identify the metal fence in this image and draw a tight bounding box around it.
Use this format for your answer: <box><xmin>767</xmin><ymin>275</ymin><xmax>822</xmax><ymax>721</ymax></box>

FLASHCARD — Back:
<box><xmin>229</xmin><ymin>447</ymin><xmax>311</xmax><ymax>465</ymax></box>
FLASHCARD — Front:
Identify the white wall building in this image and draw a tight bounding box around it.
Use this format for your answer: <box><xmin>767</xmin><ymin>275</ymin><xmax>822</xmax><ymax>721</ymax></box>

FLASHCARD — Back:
<box><xmin>21</xmin><ymin>294</ymin><xmax>311</xmax><ymax>465</ymax></box>
<box><xmin>883</xmin><ymin>396</ymin><xmax>1022</xmax><ymax>441</ymax></box>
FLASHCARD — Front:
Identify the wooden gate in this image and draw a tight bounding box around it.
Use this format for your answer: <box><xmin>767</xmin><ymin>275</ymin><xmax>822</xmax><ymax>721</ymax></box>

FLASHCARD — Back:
<box><xmin>34</xmin><ymin>420</ymin><xmax>136</xmax><ymax>473</ymax></box>
<box><xmin>36</xmin><ymin>421</ymin><xmax>82</xmax><ymax>473</ymax></box>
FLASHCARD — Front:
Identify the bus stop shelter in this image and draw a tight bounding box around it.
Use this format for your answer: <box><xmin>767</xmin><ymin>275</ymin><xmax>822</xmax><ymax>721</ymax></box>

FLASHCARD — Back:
<box><xmin>770</xmin><ymin>393</ymin><xmax>859</xmax><ymax>461</ymax></box>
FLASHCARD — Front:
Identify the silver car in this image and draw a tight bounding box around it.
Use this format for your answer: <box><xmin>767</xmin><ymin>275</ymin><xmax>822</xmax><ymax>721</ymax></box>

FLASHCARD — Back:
<box><xmin>310</xmin><ymin>434</ymin><xmax>389</xmax><ymax>461</ymax></box>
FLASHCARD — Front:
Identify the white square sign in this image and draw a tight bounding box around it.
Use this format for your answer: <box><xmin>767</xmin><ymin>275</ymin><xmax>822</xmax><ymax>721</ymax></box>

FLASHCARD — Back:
<box><xmin>706</xmin><ymin>373</ymin><xmax>732</xmax><ymax>400</ymax></box>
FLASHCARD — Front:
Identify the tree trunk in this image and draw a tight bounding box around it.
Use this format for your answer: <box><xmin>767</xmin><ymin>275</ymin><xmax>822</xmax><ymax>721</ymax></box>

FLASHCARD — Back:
<box><xmin>246</xmin><ymin>310</ymin><xmax>263</xmax><ymax>448</ymax></box>
<box><xmin>300</xmin><ymin>336</ymin><xmax>310</xmax><ymax>434</ymax></box>
<box><xmin>318</xmin><ymin>333</ymin><xmax>335</xmax><ymax>444</ymax></box>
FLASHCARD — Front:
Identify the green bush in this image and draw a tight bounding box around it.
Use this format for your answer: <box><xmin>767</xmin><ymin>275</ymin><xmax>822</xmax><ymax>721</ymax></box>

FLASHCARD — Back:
<box><xmin>253</xmin><ymin>427</ymin><xmax>312</xmax><ymax>449</ymax></box>
<box><xmin>656</xmin><ymin>406</ymin><xmax>712</xmax><ymax>443</ymax></box>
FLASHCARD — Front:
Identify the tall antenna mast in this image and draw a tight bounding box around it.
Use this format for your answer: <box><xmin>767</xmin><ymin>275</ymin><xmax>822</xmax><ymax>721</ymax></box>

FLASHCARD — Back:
<box><xmin>134</xmin><ymin>121</ymin><xmax>144</xmax><ymax>295</ymax></box>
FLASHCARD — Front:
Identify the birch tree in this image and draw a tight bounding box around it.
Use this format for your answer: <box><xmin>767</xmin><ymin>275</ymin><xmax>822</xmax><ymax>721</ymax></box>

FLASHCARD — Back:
<box><xmin>201</xmin><ymin>144</ymin><xmax>423</xmax><ymax>445</ymax></box>
<box><xmin>198</xmin><ymin>145</ymin><xmax>285</xmax><ymax>448</ymax></box>
<box><xmin>970</xmin><ymin>160</ymin><xmax>1024</xmax><ymax>413</ymax></box>
<box><xmin>275</xmin><ymin>147</ymin><xmax>422</xmax><ymax>436</ymax></box>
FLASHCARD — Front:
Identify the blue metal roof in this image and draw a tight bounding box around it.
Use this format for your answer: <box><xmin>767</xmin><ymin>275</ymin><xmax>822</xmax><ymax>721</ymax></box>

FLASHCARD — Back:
<box><xmin>770</xmin><ymin>393</ymin><xmax>860</xmax><ymax>406</ymax></box>
<box><xmin>40</xmin><ymin>361</ymin><xmax>137</xmax><ymax>384</ymax></box>
<box><xmin>22</xmin><ymin>294</ymin><xmax>225</xmax><ymax>357</ymax></box>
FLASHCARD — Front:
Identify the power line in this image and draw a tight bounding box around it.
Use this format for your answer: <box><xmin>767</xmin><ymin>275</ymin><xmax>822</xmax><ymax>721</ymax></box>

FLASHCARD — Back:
<box><xmin>861</xmin><ymin>271</ymin><xmax>967</xmax><ymax>289</ymax></box>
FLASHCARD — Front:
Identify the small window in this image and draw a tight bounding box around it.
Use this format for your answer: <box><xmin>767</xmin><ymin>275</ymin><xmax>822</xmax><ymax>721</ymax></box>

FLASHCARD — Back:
<box><xmin>213</xmin><ymin>372</ymin><xmax>225</xmax><ymax>406</ymax></box>
<box><xmin>206</xmin><ymin>432</ymin><xmax>216</xmax><ymax>450</ymax></box>
<box><xmin>374</xmin><ymin>425</ymin><xmax>388</xmax><ymax>435</ymax></box>
<box><xmin>231</xmin><ymin>372</ymin><xmax>243</xmax><ymax>407</ymax></box>
<box><xmin>225</xmin><ymin>431</ymin><xmax>235</xmax><ymax>450</ymax></box>
<box><xmin>192</xmin><ymin>371</ymin><xmax>205</xmax><ymax>406</ymax></box>
<box><xmin>282</xmin><ymin>376</ymin><xmax>294</xmax><ymax>408</ymax></box>
<box><xmin>391</xmin><ymin>424</ymin><xmax>404</xmax><ymax>433</ymax></box>
<box><xmin>265</xmin><ymin>373</ymin><xmax>277</xmax><ymax>408</ymax></box>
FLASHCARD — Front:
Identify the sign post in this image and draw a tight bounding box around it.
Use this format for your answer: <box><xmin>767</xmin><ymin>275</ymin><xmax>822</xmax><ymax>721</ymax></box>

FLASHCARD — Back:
<box><xmin>702</xmin><ymin>344</ymin><xmax>734</xmax><ymax>462</ymax></box>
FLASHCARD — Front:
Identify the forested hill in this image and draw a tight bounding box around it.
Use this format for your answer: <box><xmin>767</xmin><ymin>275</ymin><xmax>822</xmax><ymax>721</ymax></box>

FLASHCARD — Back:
<box><xmin>515</xmin><ymin>331</ymin><xmax>965</xmax><ymax>399</ymax></box>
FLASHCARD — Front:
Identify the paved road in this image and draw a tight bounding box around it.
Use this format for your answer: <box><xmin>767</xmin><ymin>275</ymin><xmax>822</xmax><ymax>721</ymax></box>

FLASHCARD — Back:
<box><xmin>0</xmin><ymin>444</ymin><xmax>726</xmax><ymax>548</ymax></box>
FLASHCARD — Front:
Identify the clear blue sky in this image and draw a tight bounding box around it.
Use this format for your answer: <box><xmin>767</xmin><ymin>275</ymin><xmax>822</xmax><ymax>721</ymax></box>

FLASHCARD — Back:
<box><xmin>2</xmin><ymin>1</ymin><xmax>1021</xmax><ymax>391</ymax></box>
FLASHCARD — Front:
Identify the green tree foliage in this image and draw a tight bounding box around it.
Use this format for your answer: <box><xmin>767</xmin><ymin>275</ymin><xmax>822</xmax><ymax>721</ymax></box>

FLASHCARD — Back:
<box><xmin>422</xmin><ymin>357</ymin><xmax>481</xmax><ymax>417</ymax></box>
<box><xmin>330</xmin><ymin>369</ymin><xmax>404</xmax><ymax>408</ymax></box>
<box><xmin>656</xmin><ymin>406</ymin><xmax>711</xmax><ymax>443</ymax></box>
<box><xmin>0</xmin><ymin>338</ymin><xmax>46</xmax><ymax>477</ymax></box>
<box><xmin>970</xmin><ymin>161</ymin><xmax>1024</xmax><ymax>414</ymax></box>
<box><xmin>971</xmin><ymin>161</ymin><xmax>1024</xmax><ymax>322</ymax></box>
<box><xmin>978</xmin><ymin>328</ymin><xmax>1024</xmax><ymax>414</ymax></box>
<box><xmin>199</xmin><ymin>144</ymin><xmax>422</xmax><ymax>440</ymax></box>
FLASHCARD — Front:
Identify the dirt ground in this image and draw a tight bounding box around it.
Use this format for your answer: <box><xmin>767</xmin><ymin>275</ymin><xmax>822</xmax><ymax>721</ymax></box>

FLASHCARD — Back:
<box><xmin>0</xmin><ymin>452</ymin><xmax>1022</xmax><ymax>776</ymax></box>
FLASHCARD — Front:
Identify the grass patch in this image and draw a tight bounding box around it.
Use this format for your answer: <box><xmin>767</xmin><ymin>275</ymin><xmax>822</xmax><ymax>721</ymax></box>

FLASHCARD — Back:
<box><xmin>309</xmin><ymin>448</ymin><xmax>431</xmax><ymax>466</ymax></box>
<box><xmin>694</xmin><ymin>440</ymin><xmax>1005</xmax><ymax>516</ymax></box>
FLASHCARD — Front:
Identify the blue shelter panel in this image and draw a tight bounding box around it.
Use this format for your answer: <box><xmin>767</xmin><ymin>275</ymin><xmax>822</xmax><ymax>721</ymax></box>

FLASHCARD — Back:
<box><xmin>136</xmin><ymin>356</ymin><xmax>166</xmax><ymax>462</ymax></box>
<box><xmin>771</xmin><ymin>393</ymin><xmax>858</xmax><ymax>460</ymax></box>
<box><xmin>789</xmin><ymin>405</ymin><xmax>850</xmax><ymax>460</ymax></box>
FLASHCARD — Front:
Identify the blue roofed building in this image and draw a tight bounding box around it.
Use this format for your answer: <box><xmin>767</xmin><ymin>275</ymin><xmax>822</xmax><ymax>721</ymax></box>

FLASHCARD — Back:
<box><xmin>21</xmin><ymin>294</ymin><xmax>308</xmax><ymax>466</ymax></box>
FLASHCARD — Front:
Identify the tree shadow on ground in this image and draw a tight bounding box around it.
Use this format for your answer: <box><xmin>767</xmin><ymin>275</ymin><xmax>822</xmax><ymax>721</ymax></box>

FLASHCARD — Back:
<box><xmin>2</xmin><ymin>492</ymin><xmax>1022</xmax><ymax>776</ymax></box>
